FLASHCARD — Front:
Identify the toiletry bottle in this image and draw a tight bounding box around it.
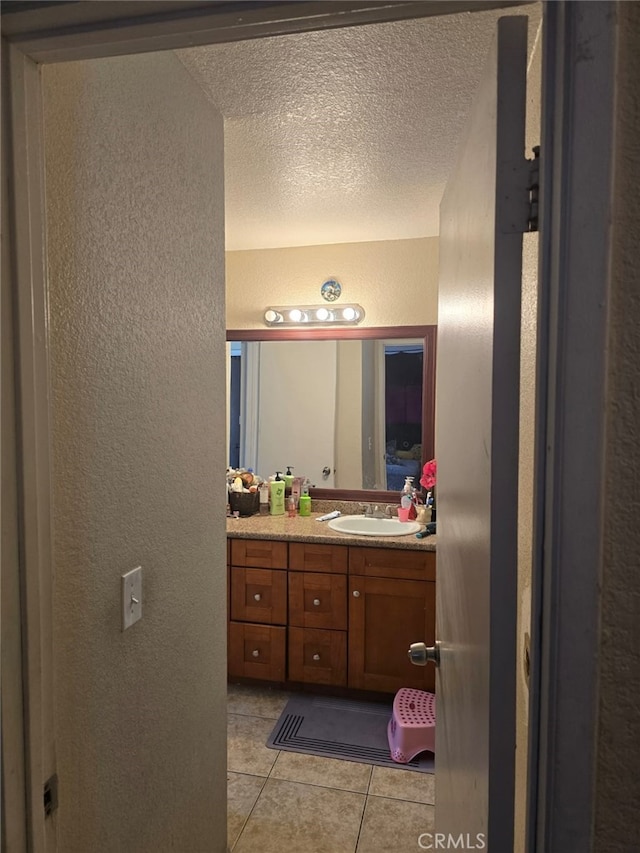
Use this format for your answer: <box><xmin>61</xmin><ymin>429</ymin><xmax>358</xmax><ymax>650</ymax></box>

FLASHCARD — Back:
<box><xmin>284</xmin><ymin>466</ymin><xmax>294</xmax><ymax>489</ymax></box>
<box><xmin>408</xmin><ymin>487</ymin><xmax>418</xmax><ymax>520</ymax></box>
<box><xmin>269</xmin><ymin>472</ymin><xmax>285</xmax><ymax>516</ymax></box>
<box><xmin>291</xmin><ymin>476</ymin><xmax>303</xmax><ymax>507</ymax></box>
<box><xmin>259</xmin><ymin>481</ymin><xmax>269</xmax><ymax>516</ymax></box>
<box><xmin>298</xmin><ymin>493</ymin><xmax>311</xmax><ymax>517</ymax></box>
<box><xmin>287</xmin><ymin>495</ymin><xmax>297</xmax><ymax>517</ymax></box>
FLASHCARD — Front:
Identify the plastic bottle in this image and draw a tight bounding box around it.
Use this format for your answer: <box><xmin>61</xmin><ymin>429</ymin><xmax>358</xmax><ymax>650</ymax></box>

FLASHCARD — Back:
<box><xmin>298</xmin><ymin>494</ymin><xmax>311</xmax><ymax>517</ymax></box>
<box><xmin>287</xmin><ymin>495</ymin><xmax>297</xmax><ymax>517</ymax></box>
<box><xmin>401</xmin><ymin>476</ymin><xmax>414</xmax><ymax>497</ymax></box>
<box><xmin>408</xmin><ymin>487</ymin><xmax>418</xmax><ymax>520</ymax></box>
<box><xmin>259</xmin><ymin>481</ymin><xmax>269</xmax><ymax>516</ymax></box>
<box><xmin>269</xmin><ymin>472</ymin><xmax>285</xmax><ymax>516</ymax></box>
<box><xmin>284</xmin><ymin>466</ymin><xmax>294</xmax><ymax>489</ymax></box>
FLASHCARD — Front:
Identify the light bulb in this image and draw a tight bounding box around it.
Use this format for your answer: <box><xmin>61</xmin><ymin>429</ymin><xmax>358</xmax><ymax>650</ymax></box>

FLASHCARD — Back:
<box><xmin>342</xmin><ymin>306</ymin><xmax>357</xmax><ymax>321</ymax></box>
<box><xmin>264</xmin><ymin>309</ymin><xmax>280</xmax><ymax>324</ymax></box>
<box><xmin>315</xmin><ymin>307</ymin><xmax>331</xmax><ymax>321</ymax></box>
<box><xmin>289</xmin><ymin>308</ymin><xmax>303</xmax><ymax>322</ymax></box>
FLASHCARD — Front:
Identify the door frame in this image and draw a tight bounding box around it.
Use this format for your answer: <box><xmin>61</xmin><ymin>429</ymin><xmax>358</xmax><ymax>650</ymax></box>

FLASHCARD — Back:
<box><xmin>526</xmin><ymin>3</ymin><xmax>616</xmax><ymax>851</ymax></box>
<box><xmin>1</xmin><ymin>2</ymin><xmax>614</xmax><ymax>852</ymax></box>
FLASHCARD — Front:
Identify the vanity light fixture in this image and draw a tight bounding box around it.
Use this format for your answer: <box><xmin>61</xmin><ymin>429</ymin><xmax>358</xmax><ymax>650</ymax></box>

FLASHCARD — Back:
<box><xmin>263</xmin><ymin>304</ymin><xmax>365</xmax><ymax>327</ymax></box>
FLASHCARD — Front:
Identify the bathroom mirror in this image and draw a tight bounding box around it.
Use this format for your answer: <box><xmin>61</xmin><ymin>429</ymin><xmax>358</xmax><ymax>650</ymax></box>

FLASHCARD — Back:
<box><xmin>227</xmin><ymin>326</ymin><xmax>436</xmax><ymax>502</ymax></box>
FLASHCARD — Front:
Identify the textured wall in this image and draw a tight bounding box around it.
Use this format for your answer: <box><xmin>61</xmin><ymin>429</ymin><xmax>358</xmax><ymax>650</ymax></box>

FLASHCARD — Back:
<box><xmin>595</xmin><ymin>3</ymin><xmax>640</xmax><ymax>848</ymax></box>
<box><xmin>513</xmin><ymin>19</ymin><xmax>542</xmax><ymax>852</ymax></box>
<box><xmin>43</xmin><ymin>53</ymin><xmax>227</xmax><ymax>852</ymax></box>
<box><xmin>225</xmin><ymin>237</ymin><xmax>438</xmax><ymax>329</ymax></box>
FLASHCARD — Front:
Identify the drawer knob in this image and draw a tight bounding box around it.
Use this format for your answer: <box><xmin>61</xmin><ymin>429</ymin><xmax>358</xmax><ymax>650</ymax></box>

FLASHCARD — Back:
<box><xmin>252</xmin><ymin>649</ymin><xmax>260</xmax><ymax>658</ymax></box>
<box><xmin>313</xmin><ymin>598</ymin><xmax>321</xmax><ymax>607</ymax></box>
<box><xmin>312</xmin><ymin>653</ymin><xmax>321</xmax><ymax>661</ymax></box>
<box><xmin>253</xmin><ymin>593</ymin><xmax>262</xmax><ymax>602</ymax></box>
<box><xmin>352</xmin><ymin>590</ymin><xmax>361</xmax><ymax>598</ymax></box>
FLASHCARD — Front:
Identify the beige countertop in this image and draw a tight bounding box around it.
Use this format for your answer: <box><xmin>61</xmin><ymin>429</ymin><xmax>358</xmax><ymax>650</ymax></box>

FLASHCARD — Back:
<box><xmin>225</xmin><ymin>511</ymin><xmax>436</xmax><ymax>551</ymax></box>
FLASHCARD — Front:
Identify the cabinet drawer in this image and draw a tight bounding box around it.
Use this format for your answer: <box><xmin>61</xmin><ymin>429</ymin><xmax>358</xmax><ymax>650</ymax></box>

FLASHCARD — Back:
<box><xmin>289</xmin><ymin>542</ymin><xmax>348</xmax><ymax>574</ymax></box>
<box><xmin>288</xmin><ymin>627</ymin><xmax>347</xmax><ymax>686</ymax></box>
<box><xmin>231</xmin><ymin>538</ymin><xmax>288</xmax><ymax>569</ymax></box>
<box><xmin>289</xmin><ymin>571</ymin><xmax>347</xmax><ymax>630</ymax></box>
<box><xmin>231</xmin><ymin>567</ymin><xmax>287</xmax><ymax>625</ymax></box>
<box><xmin>349</xmin><ymin>547</ymin><xmax>435</xmax><ymax>581</ymax></box>
<box><xmin>228</xmin><ymin>622</ymin><xmax>286</xmax><ymax>682</ymax></box>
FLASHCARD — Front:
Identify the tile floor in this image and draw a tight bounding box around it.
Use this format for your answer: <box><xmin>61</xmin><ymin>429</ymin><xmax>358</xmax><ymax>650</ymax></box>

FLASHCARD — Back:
<box><xmin>228</xmin><ymin>684</ymin><xmax>435</xmax><ymax>853</ymax></box>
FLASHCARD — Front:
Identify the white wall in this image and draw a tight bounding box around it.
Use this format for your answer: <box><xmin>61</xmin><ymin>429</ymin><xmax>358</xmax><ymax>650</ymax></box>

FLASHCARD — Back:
<box><xmin>226</xmin><ymin>237</ymin><xmax>438</xmax><ymax>329</ymax></box>
<box><xmin>335</xmin><ymin>341</ymin><xmax>364</xmax><ymax>488</ymax></box>
<box><xmin>256</xmin><ymin>340</ymin><xmax>337</xmax><ymax>486</ymax></box>
<box><xmin>43</xmin><ymin>52</ymin><xmax>227</xmax><ymax>852</ymax></box>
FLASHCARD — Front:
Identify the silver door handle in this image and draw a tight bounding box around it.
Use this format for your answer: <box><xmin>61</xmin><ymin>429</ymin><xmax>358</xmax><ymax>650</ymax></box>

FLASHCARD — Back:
<box><xmin>408</xmin><ymin>641</ymin><xmax>440</xmax><ymax>667</ymax></box>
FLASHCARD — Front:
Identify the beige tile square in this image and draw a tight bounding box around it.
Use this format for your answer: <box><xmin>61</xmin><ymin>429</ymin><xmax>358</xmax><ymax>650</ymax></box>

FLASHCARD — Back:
<box><xmin>233</xmin><ymin>778</ymin><xmax>365</xmax><ymax>853</ymax></box>
<box><xmin>369</xmin><ymin>766</ymin><xmax>435</xmax><ymax>804</ymax></box>
<box><xmin>227</xmin><ymin>683</ymin><xmax>291</xmax><ymax>719</ymax></box>
<box><xmin>356</xmin><ymin>796</ymin><xmax>435</xmax><ymax>853</ymax></box>
<box><xmin>271</xmin><ymin>750</ymin><xmax>372</xmax><ymax>793</ymax></box>
<box><xmin>228</xmin><ymin>713</ymin><xmax>279</xmax><ymax>776</ymax></box>
<box><xmin>227</xmin><ymin>772</ymin><xmax>266</xmax><ymax>850</ymax></box>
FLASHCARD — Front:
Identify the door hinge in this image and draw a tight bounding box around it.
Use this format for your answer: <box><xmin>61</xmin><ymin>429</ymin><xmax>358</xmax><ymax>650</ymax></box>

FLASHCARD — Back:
<box><xmin>527</xmin><ymin>145</ymin><xmax>540</xmax><ymax>232</ymax></box>
<box><xmin>499</xmin><ymin>145</ymin><xmax>541</xmax><ymax>233</ymax></box>
<box><xmin>44</xmin><ymin>774</ymin><xmax>58</xmax><ymax>817</ymax></box>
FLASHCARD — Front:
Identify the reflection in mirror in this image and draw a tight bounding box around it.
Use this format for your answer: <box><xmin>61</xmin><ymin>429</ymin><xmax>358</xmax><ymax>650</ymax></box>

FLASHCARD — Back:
<box><xmin>228</xmin><ymin>336</ymin><xmax>427</xmax><ymax>492</ymax></box>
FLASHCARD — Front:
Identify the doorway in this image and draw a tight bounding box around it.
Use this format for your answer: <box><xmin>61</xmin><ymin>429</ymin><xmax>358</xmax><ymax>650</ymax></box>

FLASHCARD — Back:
<box><xmin>1</xmin><ymin>1</ymin><xmax>620</xmax><ymax>852</ymax></box>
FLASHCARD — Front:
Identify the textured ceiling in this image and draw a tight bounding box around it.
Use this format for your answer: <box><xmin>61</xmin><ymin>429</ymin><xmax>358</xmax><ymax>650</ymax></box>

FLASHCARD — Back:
<box><xmin>177</xmin><ymin>5</ymin><xmax>541</xmax><ymax>250</ymax></box>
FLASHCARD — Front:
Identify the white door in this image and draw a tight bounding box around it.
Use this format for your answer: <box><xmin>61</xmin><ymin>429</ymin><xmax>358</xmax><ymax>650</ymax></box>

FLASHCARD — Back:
<box><xmin>433</xmin><ymin>16</ymin><xmax>528</xmax><ymax>850</ymax></box>
<box><xmin>257</xmin><ymin>340</ymin><xmax>336</xmax><ymax>487</ymax></box>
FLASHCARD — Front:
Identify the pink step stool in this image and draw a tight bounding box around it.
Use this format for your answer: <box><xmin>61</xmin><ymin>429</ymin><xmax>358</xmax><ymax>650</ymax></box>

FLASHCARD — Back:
<box><xmin>387</xmin><ymin>688</ymin><xmax>436</xmax><ymax>763</ymax></box>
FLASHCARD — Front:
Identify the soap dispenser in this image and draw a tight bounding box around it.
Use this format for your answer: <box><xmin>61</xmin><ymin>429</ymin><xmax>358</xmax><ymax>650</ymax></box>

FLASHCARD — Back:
<box><xmin>269</xmin><ymin>472</ymin><xmax>285</xmax><ymax>516</ymax></box>
<box><xmin>284</xmin><ymin>466</ymin><xmax>294</xmax><ymax>489</ymax></box>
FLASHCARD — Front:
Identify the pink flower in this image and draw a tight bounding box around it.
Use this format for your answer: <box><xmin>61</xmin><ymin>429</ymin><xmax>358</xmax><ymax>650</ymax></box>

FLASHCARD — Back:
<box><xmin>420</xmin><ymin>458</ymin><xmax>437</xmax><ymax>490</ymax></box>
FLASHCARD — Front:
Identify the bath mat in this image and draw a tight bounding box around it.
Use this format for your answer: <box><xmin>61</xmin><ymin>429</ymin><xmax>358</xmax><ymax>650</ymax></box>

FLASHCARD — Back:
<box><xmin>266</xmin><ymin>694</ymin><xmax>434</xmax><ymax>773</ymax></box>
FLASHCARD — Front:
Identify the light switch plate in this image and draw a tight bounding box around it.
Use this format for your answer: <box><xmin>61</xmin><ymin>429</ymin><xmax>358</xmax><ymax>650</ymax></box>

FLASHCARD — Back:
<box><xmin>122</xmin><ymin>566</ymin><xmax>142</xmax><ymax>630</ymax></box>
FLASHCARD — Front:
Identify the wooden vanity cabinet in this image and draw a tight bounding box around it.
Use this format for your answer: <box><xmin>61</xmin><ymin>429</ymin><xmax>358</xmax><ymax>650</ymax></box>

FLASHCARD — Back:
<box><xmin>227</xmin><ymin>537</ymin><xmax>436</xmax><ymax>693</ymax></box>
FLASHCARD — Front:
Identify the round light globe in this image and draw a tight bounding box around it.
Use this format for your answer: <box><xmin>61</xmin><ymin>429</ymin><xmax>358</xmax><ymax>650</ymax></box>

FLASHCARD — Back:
<box><xmin>342</xmin><ymin>306</ymin><xmax>357</xmax><ymax>321</ymax></box>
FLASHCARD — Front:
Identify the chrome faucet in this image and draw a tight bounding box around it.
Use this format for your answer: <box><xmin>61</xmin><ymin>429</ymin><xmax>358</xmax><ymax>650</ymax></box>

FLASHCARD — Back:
<box><xmin>359</xmin><ymin>503</ymin><xmax>395</xmax><ymax>519</ymax></box>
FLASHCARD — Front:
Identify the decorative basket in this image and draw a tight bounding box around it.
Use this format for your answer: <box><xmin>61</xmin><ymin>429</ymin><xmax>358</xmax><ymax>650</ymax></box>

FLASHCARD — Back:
<box><xmin>229</xmin><ymin>491</ymin><xmax>260</xmax><ymax>517</ymax></box>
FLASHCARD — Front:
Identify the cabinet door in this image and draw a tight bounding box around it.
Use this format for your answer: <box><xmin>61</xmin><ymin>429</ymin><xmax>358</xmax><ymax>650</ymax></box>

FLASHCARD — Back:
<box><xmin>288</xmin><ymin>627</ymin><xmax>347</xmax><ymax>686</ymax></box>
<box><xmin>289</xmin><ymin>571</ymin><xmax>347</xmax><ymax>630</ymax></box>
<box><xmin>230</xmin><ymin>567</ymin><xmax>287</xmax><ymax>625</ymax></box>
<box><xmin>349</xmin><ymin>576</ymin><xmax>435</xmax><ymax>693</ymax></box>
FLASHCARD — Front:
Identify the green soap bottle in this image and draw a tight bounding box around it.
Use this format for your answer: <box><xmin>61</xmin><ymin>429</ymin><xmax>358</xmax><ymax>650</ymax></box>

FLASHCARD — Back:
<box><xmin>298</xmin><ymin>494</ymin><xmax>311</xmax><ymax>517</ymax></box>
<box><xmin>269</xmin><ymin>472</ymin><xmax>285</xmax><ymax>515</ymax></box>
<box><xmin>284</xmin><ymin>465</ymin><xmax>294</xmax><ymax>489</ymax></box>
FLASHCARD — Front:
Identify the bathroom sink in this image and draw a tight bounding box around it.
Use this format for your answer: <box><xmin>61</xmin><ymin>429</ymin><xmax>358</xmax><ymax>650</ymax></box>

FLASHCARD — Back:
<box><xmin>327</xmin><ymin>515</ymin><xmax>421</xmax><ymax>537</ymax></box>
